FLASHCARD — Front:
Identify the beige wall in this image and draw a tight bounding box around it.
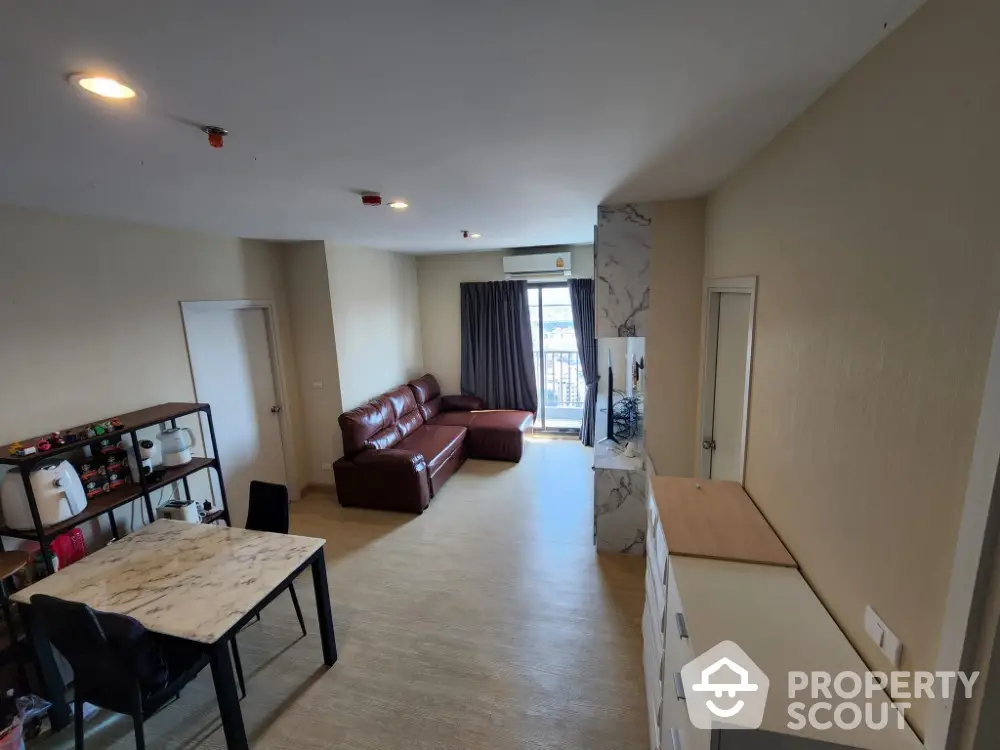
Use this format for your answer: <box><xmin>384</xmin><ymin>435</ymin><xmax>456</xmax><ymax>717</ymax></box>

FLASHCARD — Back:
<box><xmin>326</xmin><ymin>244</ymin><xmax>424</xmax><ymax>411</ymax></box>
<box><xmin>279</xmin><ymin>242</ymin><xmax>342</xmax><ymax>483</ymax></box>
<box><xmin>0</xmin><ymin>203</ymin><xmax>303</xmax><ymax>539</ymax></box>
<box><xmin>702</xmin><ymin>0</ymin><xmax>1000</xmax><ymax>732</ymax></box>
<box><xmin>416</xmin><ymin>245</ymin><xmax>593</xmax><ymax>394</ymax></box>
<box><xmin>645</xmin><ymin>199</ymin><xmax>705</xmax><ymax>476</ymax></box>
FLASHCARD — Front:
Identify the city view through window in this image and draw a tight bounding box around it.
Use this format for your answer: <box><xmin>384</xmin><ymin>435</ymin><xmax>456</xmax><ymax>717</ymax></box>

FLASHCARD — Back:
<box><xmin>527</xmin><ymin>284</ymin><xmax>585</xmax><ymax>432</ymax></box>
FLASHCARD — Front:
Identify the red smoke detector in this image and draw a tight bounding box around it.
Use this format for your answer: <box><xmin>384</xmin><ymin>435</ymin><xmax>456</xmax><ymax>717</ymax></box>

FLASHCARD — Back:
<box><xmin>361</xmin><ymin>194</ymin><xmax>382</xmax><ymax>206</ymax></box>
<box><xmin>201</xmin><ymin>125</ymin><xmax>228</xmax><ymax>149</ymax></box>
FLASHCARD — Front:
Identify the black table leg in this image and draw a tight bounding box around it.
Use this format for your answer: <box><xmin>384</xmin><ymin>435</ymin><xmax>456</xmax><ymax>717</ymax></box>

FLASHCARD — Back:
<box><xmin>17</xmin><ymin>604</ymin><xmax>71</xmax><ymax>730</ymax></box>
<box><xmin>209</xmin><ymin>639</ymin><xmax>249</xmax><ymax>750</ymax></box>
<box><xmin>310</xmin><ymin>549</ymin><xmax>337</xmax><ymax>666</ymax></box>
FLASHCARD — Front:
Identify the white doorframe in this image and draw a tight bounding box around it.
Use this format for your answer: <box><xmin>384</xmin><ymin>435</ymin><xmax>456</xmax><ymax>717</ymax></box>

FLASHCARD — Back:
<box><xmin>697</xmin><ymin>276</ymin><xmax>758</xmax><ymax>482</ymax></box>
<box><xmin>179</xmin><ymin>299</ymin><xmax>300</xmax><ymax>503</ymax></box>
<box><xmin>928</xmin><ymin>310</ymin><xmax>1000</xmax><ymax>750</ymax></box>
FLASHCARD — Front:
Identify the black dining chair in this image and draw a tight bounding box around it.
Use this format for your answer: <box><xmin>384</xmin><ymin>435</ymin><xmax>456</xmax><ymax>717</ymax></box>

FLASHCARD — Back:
<box><xmin>29</xmin><ymin>594</ymin><xmax>214</xmax><ymax>750</ymax></box>
<box><xmin>228</xmin><ymin>481</ymin><xmax>307</xmax><ymax>698</ymax></box>
<box><xmin>245</xmin><ymin>480</ymin><xmax>307</xmax><ymax>637</ymax></box>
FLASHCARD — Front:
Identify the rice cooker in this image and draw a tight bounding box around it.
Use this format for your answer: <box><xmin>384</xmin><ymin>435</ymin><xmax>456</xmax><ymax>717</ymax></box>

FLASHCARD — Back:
<box><xmin>1</xmin><ymin>461</ymin><xmax>88</xmax><ymax>530</ymax></box>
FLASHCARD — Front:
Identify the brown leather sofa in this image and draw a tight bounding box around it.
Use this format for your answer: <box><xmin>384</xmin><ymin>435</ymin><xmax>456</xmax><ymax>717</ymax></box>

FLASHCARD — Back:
<box><xmin>333</xmin><ymin>374</ymin><xmax>533</xmax><ymax>513</ymax></box>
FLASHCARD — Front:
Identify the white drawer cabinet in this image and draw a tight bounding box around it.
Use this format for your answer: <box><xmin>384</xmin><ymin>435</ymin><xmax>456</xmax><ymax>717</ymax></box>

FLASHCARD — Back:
<box><xmin>660</xmin><ymin>665</ymin><xmax>710</xmax><ymax>750</ymax></box>
<box><xmin>663</xmin><ymin>560</ymin><xmax>694</xmax><ymax>671</ymax></box>
<box><xmin>642</xmin><ymin>597</ymin><xmax>665</xmax><ymax>749</ymax></box>
<box><xmin>649</xmin><ymin>556</ymin><xmax>922</xmax><ymax>750</ymax></box>
<box><xmin>642</xmin><ymin>477</ymin><xmax>919</xmax><ymax>750</ymax></box>
<box><xmin>645</xmin><ymin>566</ymin><xmax>665</xmax><ymax>655</ymax></box>
<box><xmin>643</xmin><ymin>494</ymin><xmax>667</xmax><ymax>750</ymax></box>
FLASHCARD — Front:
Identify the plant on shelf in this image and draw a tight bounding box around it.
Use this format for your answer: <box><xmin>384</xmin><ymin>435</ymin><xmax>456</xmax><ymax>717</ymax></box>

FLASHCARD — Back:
<box><xmin>612</xmin><ymin>390</ymin><xmax>643</xmax><ymax>441</ymax></box>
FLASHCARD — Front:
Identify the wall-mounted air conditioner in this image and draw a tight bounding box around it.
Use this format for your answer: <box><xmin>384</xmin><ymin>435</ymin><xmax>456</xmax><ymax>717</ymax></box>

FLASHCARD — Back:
<box><xmin>502</xmin><ymin>252</ymin><xmax>572</xmax><ymax>278</ymax></box>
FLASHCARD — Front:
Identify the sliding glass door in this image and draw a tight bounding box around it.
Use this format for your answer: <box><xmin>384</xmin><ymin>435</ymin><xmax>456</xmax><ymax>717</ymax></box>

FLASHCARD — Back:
<box><xmin>527</xmin><ymin>283</ymin><xmax>585</xmax><ymax>432</ymax></box>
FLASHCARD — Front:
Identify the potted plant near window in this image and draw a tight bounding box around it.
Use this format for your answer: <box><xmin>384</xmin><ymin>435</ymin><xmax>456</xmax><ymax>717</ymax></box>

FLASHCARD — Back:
<box><xmin>611</xmin><ymin>391</ymin><xmax>643</xmax><ymax>442</ymax></box>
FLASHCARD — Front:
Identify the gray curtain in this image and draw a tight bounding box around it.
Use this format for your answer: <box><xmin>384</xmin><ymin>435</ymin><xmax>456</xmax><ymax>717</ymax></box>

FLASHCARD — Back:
<box><xmin>568</xmin><ymin>278</ymin><xmax>598</xmax><ymax>446</ymax></box>
<box><xmin>460</xmin><ymin>280</ymin><xmax>539</xmax><ymax>413</ymax></box>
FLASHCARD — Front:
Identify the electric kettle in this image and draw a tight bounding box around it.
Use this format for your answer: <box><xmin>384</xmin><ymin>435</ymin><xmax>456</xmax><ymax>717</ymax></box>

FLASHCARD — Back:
<box><xmin>157</xmin><ymin>427</ymin><xmax>196</xmax><ymax>467</ymax></box>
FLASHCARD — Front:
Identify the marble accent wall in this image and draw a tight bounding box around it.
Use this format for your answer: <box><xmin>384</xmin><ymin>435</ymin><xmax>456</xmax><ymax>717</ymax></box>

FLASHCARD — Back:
<box><xmin>593</xmin><ymin>202</ymin><xmax>652</xmax><ymax>555</ymax></box>
<box><xmin>594</xmin><ymin>466</ymin><xmax>647</xmax><ymax>555</ymax></box>
<box><xmin>596</xmin><ymin>203</ymin><xmax>653</xmax><ymax>337</ymax></box>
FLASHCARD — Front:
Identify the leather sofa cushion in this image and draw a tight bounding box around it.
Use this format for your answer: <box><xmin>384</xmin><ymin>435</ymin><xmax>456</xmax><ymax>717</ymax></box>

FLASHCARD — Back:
<box><xmin>398</xmin><ymin>425</ymin><xmax>467</xmax><ymax>473</ymax></box>
<box><xmin>463</xmin><ymin>411</ymin><xmax>534</xmax><ymax>431</ymax></box>
<box><xmin>407</xmin><ymin>375</ymin><xmax>487</xmax><ymax>421</ymax></box>
<box><xmin>408</xmin><ymin>374</ymin><xmax>441</xmax><ymax>404</ymax></box>
<box><xmin>428</xmin><ymin>410</ymin><xmax>533</xmax><ymax>462</ymax></box>
<box><xmin>365</xmin><ymin>424</ymin><xmax>401</xmax><ymax>451</ymax></box>
<box><xmin>408</xmin><ymin>374</ymin><xmax>442</xmax><ymax>421</ymax></box>
<box><xmin>428</xmin><ymin>411</ymin><xmax>476</xmax><ymax>428</ymax></box>
<box><xmin>339</xmin><ymin>395</ymin><xmax>396</xmax><ymax>455</ymax></box>
<box><xmin>397</xmin><ymin>409</ymin><xmax>423</xmax><ymax>439</ymax></box>
<box><xmin>441</xmin><ymin>394</ymin><xmax>486</xmax><ymax>411</ymax></box>
<box><xmin>418</xmin><ymin>397</ymin><xmax>442</xmax><ymax>422</ymax></box>
<box><xmin>386</xmin><ymin>385</ymin><xmax>418</xmax><ymax>419</ymax></box>
<box><xmin>339</xmin><ymin>385</ymin><xmax>424</xmax><ymax>455</ymax></box>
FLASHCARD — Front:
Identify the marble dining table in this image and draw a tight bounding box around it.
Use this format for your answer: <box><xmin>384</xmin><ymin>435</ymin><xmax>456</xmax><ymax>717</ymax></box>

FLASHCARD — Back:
<box><xmin>12</xmin><ymin>519</ymin><xmax>338</xmax><ymax>749</ymax></box>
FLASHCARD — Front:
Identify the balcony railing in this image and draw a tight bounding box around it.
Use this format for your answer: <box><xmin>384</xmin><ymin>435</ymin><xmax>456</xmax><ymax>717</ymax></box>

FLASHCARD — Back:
<box><xmin>533</xmin><ymin>349</ymin><xmax>586</xmax><ymax>430</ymax></box>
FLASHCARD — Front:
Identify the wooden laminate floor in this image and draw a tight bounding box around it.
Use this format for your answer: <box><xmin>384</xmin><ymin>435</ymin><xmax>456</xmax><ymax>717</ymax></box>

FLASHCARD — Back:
<box><xmin>37</xmin><ymin>437</ymin><xmax>648</xmax><ymax>749</ymax></box>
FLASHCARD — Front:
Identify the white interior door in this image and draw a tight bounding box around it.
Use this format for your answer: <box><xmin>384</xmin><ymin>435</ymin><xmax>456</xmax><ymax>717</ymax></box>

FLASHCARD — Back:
<box><xmin>185</xmin><ymin>306</ymin><xmax>288</xmax><ymax>526</ymax></box>
<box><xmin>704</xmin><ymin>291</ymin><xmax>753</xmax><ymax>481</ymax></box>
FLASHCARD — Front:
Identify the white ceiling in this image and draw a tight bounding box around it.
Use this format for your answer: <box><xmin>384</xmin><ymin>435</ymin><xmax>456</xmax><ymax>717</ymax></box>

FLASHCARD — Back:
<box><xmin>0</xmin><ymin>0</ymin><xmax>921</xmax><ymax>253</ymax></box>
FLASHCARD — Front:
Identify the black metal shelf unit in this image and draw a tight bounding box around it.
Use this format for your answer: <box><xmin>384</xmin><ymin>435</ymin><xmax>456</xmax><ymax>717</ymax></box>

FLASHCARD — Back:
<box><xmin>0</xmin><ymin>402</ymin><xmax>231</xmax><ymax>572</ymax></box>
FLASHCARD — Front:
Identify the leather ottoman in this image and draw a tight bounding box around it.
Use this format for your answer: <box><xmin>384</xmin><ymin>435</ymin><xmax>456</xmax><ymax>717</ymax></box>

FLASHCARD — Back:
<box><xmin>428</xmin><ymin>410</ymin><xmax>534</xmax><ymax>463</ymax></box>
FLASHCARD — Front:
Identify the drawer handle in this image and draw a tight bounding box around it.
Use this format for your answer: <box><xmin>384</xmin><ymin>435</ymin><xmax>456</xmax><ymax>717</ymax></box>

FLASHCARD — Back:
<box><xmin>675</xmin><ymin>612</ymin><xmax>689</xmax><ymax>640</ymax></box>
<box><xmin>669</xmin><ymin>727</ymin><xmax>682</xmax><ymax>750</ymax></box>
<box><xmin>673</xmin><ymin>672</ymin><xmax>686</xmax><ymax>701</ymax></box>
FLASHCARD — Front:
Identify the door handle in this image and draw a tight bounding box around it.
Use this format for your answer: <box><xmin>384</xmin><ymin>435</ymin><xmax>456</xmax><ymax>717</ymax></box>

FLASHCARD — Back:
<box><xmin>270</xmin><ymin>405</ymin><xmax>282</xmax><ymax>414</ymax></box>
<box><xmin>702</xmin><ymin>439</ymin><xmax>716</xmax><ymax>451</ymax></box>
<box><xmin>673</xmin><ymin>672</ymin><xmax>686</xmax><ymax>701</ymax></box>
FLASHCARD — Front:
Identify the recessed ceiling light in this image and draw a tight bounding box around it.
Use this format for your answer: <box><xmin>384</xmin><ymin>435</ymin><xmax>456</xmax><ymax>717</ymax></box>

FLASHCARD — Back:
<box><xmin>388</xmin><ymin>201</ymin><xmax>409</xmax><ymax>209</ymax></box>
<box><xmin>69</xmin><ymin>73</ymin><xmax>137</xmax><ymax>100</ymax></box>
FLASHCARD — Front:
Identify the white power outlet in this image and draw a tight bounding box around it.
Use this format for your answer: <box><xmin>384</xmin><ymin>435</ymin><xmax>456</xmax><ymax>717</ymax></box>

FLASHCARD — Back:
<box><xmin>864</xmin><ymin>606</ymin><xmax>903</xmax><ymax>667</ymax></box>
